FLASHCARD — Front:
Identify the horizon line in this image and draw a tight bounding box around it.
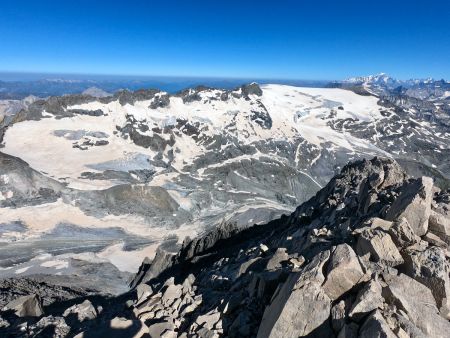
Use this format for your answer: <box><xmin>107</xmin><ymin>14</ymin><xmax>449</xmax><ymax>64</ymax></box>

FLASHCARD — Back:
<box><xmin>0</xmin><ymin>70</ymin><xmax>334</xmax><ymax>83</ymax></box>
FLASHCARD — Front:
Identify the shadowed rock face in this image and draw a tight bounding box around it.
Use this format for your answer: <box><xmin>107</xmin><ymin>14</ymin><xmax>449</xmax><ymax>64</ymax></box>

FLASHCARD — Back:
<box><xmin>2</xmin><ymin>157</ymin><xmax>449</xmax><ymax>337</ymax></box>
<box><xmin>0</xmin><ymin>151</ymin><xmax>66</xmax><ymax>207</ymax></box>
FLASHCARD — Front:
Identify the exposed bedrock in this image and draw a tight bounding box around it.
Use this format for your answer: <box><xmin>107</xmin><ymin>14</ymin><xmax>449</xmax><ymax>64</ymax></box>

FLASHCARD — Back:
<box><xmin>3</xmin><ymin>157</ymin><xmax>449</xmax><ymax>337</ymax></box>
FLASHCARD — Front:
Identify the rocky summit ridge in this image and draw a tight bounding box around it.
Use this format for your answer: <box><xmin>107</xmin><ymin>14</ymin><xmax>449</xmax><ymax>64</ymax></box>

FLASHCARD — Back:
<box><xmin>1</xmin><ymin>157</ymin><xmax>449</xmax><ymax>337</ymax></box>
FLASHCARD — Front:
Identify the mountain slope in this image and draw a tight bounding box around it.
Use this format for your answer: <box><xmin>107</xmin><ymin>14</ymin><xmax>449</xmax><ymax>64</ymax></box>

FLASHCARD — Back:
<box><xmin>1</xmin><ymin>157</ymin><xmax>449</xmax><ymax>337</ymax></box>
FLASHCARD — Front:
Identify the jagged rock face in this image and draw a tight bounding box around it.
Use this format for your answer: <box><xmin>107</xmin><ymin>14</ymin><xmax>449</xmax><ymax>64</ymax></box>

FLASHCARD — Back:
<box><xmin>122</xmin><ymin>158</ymin><xmax>449</xmax><ymax>337</ymax></box>
<box><xmin>4</xmin><ymin>158</ymin><xmax>448</xmax><ymax>337</ymax></box>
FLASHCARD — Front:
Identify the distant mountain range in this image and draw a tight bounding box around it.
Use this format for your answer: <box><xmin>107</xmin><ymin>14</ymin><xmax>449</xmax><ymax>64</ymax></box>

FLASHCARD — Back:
<box><xmin>0</xmin><ymin>74</ymin><xmax>328</xmax><ymax>100</ymax></box>
<box><xmin>331</xmin><ymin>73</ymin><xmax>450</xmax><ymax>101</ymax></box>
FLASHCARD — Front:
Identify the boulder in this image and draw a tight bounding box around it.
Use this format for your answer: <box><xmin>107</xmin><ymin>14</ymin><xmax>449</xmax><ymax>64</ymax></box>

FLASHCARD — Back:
<box><xmin>136</xmin><ymin>283</ymin><xmax>154</xmax><ymax>304</ymax></box>
<box><xmin>359</xmin><ymin>310</ymin><xmax>396</xmax><ymax>338</ymax></box>
<box><xmin>248</xmin><ymin>270</ymin><xmax>284</xmax><ymax>299</ymax></box>
<box><xmin>349</xmin><ymin>279</ymin><xmax>384</xmax><ymax>320</ymax></box>
<box><xmin>237</xmin><ymin>257</ymin><xmax>261</xmax><ymax>278</ymax></box>
<box><xmin>223</xmin><ymin>294</ymin><xmax>241</xmax><ymax>315</ymax></box>
<box><xmin>423</xmin><ymin>231</ymin><xmax>447</xmax><ymax>247</ymax></box>
<box><xmin>323</xmin><ymin>244</ymin><xmax>364</xmax><ymax>300</ymax></box>
<box><xmin>130</xmin><ymin>246</ymin><xmax>177</xmax><ymax>288</ymax></box>
<box><xmin>182</xmin><ymin>274</ymin><xmax>195</xmax><ymax>293</ymax></box>
<box><xmin>385</xmin><ymin>177</ymin><xmax>433</xmax><ymax>236</ymax></box>
<box><xmin>403</xmin><ymin>245</ymin><xmax>450</xmax><ymax>319</ymax></box>
<box><xmin>355</xmin><ymin>218</ymin><xmax>393</xmax><ymax>233</ymax></box>
<box><xmin>428</xmin><ymin>210</ymin><xmax>450</xmax><ymax>244</ymax></box>
<box><xmin>257</xmin><ymin>251</ymin><xmax>333</xmax><ymax>338</ymax></box>
<box><xmin>195</xmin><ymin>310</ymin><xmax>221</xmax><ymax>330</ymax></box>
<box><xmin>161</xmin><ymin>284</ymin><xmax>183</xmax><ymax>306</ymax></box>
<box><xmin>108</xmin><ymin>316</ymin><xmax>143</xmax><ymax>336</ymax></box>
<box><xmin>5</xmin><ymin>294</ymin><xmax>44</xmax><ymax>317</ymax></box>
<box><xmin>63</xmin><ymin>299</ymin><xmax>97</xmax><ymax>322</ymax></box>
<box><xmin>383</xmin><ymin>273</ymin><xmax>450</xmax><ymax>337</ymax></box>
<box><xmin>257</xmin><ymin>281</ymin><xmax>331</xmax><ymax>338</ymax></box>
<box><xmin>148</xmin><ymin>319</ymin><xmax>175</xmax><ymax>338</ymax></box>
<box><xmin>356</xmin><ymin>229</ymin><xmax>404</xmax><ymax>267</ymax></box>
<box><xmin>388</xmin><ymin>217</ymin><xmax>417</xmax><ymax>247</ymax></box>
<box><xmin>391</xmin><ymin>313</ymin><xmax>427</xmax><ymax>338</ymax></box>
<box><xmin>265</xmin><ymin>248</ymin><xmax>288</xmax><ymax>270</ymax></box>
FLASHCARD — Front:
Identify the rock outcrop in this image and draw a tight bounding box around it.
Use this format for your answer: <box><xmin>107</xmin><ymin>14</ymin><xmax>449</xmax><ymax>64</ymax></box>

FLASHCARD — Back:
<box><xmin>1</xmin><ymin>157</ymin><xmax>449</xmax><ymax>337</ymax></box>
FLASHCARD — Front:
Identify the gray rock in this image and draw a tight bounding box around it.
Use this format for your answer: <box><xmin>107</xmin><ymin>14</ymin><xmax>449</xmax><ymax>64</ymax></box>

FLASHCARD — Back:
<box><xmin>136</xmin><ymin>283</ymin><xmax>153</xmax><ymax>304</ymax></box>
<box><xmin>63</xmin><ymin>299</ymin><xmax>97</xmax><ymax>322</ymax></box>
<box><xmin>403</xmin><ymin>245</ymin><xmax>450</xmax><ymax>319</ymax></box>
<box><xmin>5</xmin><ymin>294</ymin><xmax>44</xmax><ymax>317</ymax></box>
<box><xmin>195</xmin><ymin>310</ymin><xmax>221</xmax><ymax>330</ymax></box>
<box><xmin>241</xmin><ymin>83</ymin><xmax>263</xmax><ymax>97</ymax></box>
<box><xmin>423</xmin><ymin>231</ymin><xmax>447</xmax><ymax>247</ymax></box>
<box><xmin>359</xmin><ymin>310</ymin><xmax>396</xmax><ymax>338</ymax></box>
<box><xmin>237</xmin><ymin>257</ymin><xmax>262</xmax><ymax>278</ymax></box>
<box><xmin>323</xmin><ymin>243</ymin><xmax>364</xmax><ymax>299</ymax></box>
<box><xmin>357</xmin><ymin>218</ymin><xmax>393</xmax><ymax>233</ymax></box>
<box><xmin>391</xmin><ymin>313</ymin><xmax>427</xmax><ymax>338</ymax></box>
<box><xmin>428</xmin><ymin>210</ymin><xmax>450</xmax><ymax>244</ymax></box>
<box><xmin>148</xmin><ymin>319</ymin><xmax>175</xmax><ymax>338</ymax></box>
<box><xmin>131</xmin><ymin>245</ymin><xmax>178</xmax><ymax>288</ymax></box>
<box><xmin>383</xmin><ymin>273</ymin><xmax>450</xmax><ymax>337</ymax></box>
<box><xmin>385</xmin><ymin>177</ymin><xmax>433</xmax><ymax>236</ymax></box>
<box><xmin>388</xmin><ymin>217</ymin><xmax>417</xmax><ymax>247</ymax></box>
<box><xmin>349</xmin><ymin>279</ymin><xmax>384</xmax><ymax>320</ymax></box>
<box><xmin>257</xmin><ymin>251</ymin><xmax>333</xmax><ymax>338</ymax></box>
<box><xmin>161</xmin><ymin>284</ymin><xmax>183</xmax><ymax>306</ymax></box>
<box><xmin>356</xmin><ymin>229</ymin><xmax>404</xmax><ymax>267</ymax></box>
<box><xmin>29</xmin><ymin>315</ymin><xmax>70</xmax><ymax>337</ymax></box>
<box><xmin>265</xmin><ymin>248</ymin><xmax>288</xmax><ymax>270</ymax></box>
<box><xmin>223</xmin><ymin>294</ymin><xmax>241</xmax><ymax>315</ymax></box>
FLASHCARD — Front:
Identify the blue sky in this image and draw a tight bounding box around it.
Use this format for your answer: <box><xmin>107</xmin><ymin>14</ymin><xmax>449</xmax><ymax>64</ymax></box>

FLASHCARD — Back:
<box><xmin>0</xmin><ymin>0</ymin><xmax>449</xmax><ymax>80</ymax></box>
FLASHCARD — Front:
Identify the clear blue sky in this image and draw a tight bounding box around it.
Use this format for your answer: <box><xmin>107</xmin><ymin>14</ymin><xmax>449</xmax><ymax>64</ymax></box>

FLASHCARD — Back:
<box><xmin>0</xmin><ymin>0</ymin><xmax>449</xmax><ymax>80</ymax></box>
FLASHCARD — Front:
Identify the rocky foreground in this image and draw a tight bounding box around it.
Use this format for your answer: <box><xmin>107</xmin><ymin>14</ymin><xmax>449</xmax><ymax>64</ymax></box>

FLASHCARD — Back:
<box><xmin>1</xmin><ymin>157</ymin><xmax>450</xmax><ymax>337</ymax></box>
